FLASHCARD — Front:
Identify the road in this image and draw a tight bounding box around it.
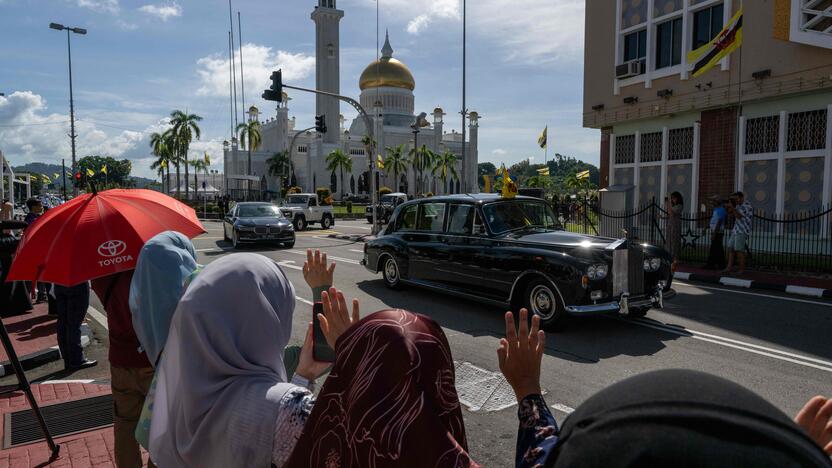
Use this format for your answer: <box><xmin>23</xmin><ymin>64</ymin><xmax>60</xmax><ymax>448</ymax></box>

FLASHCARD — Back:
<box><xmin>18</xmin><ymin>219</ymin><xmax>825</xmax><ymax>465</ymax></box>
<box><xmin>187</xmin><ymin>219</ymin><xmax>832</xmax><ymax>466</ymax></box>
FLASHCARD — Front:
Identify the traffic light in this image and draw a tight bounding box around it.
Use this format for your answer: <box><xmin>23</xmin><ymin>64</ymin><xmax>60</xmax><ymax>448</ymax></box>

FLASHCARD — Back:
<box><xmin>315</xmin><ymin>114</ymin><xmax>327</xmax><ymax>134</ymax></box>
<box><xmin>262</xmin><ymin>69</ymin><xmax>283</xmax><ymax>102</ymax></box>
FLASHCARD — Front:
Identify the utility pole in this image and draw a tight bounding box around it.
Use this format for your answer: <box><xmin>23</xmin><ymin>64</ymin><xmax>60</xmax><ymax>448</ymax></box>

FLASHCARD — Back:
<box><xmin>50</xmin><ymin>23</ymin><xmax>86</xmax><ymax>197</ymax></box>
<box><xmin>460</xmin><ymin>0</ymin><xmax>467</xmax><ymax>193</ymax></box>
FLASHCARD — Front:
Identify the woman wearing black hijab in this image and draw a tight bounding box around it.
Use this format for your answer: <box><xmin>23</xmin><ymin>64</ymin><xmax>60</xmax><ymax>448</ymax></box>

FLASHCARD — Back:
<box><xmin>498</xmin><ymin>309</ymin><xmax>832</xmax><ymax>468</ymax></box>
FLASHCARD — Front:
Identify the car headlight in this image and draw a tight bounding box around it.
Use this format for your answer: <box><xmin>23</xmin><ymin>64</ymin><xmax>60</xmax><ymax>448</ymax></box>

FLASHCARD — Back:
<box><xmin>643</xmin><ymin>257</ymin><xmax>662</xmax><ymax>272</ymax></box>
<box><xmin>587</xmin><ymin>263</ymin><xmax>608</xmax><ymax>280</ymax></box>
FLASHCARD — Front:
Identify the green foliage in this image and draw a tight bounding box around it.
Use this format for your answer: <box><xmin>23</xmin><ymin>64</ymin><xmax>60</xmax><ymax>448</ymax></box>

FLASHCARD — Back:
<box><xmin>267</xmin><ymin>151</ymin><xmax>291</xmax><ymax>177</ymax></box>
<box><xmin>409</xmin><ymin>145</ymin><xmax>436</xmax><ymax>194</ymax></box>
<box><xmin>171</xmin><ymin>110</ymin><xmax>203</xmax><ymax>198</ymax></box>
<box><xmin>78</xmin><ymin>155</ymin><xmax>132</xmax><ymax>188</ymax></box>
<box><xmin>325</xmin><ymin>149</ymin><xmax>352</xmax><ymax>199</ymax></box>
<box><xmin>346</xmin><ymin>201</ymin><xmax>353</xmax><ymax>213</ymax></box>
<box><xmin>384</xmin><ymin>144</ymin><xmax>408</xmax><ymax>190</ymax></box>
<box><xmin>432</xmin><ymin>150</ymin><xmax>459</xmax><ymax>193</ymax></box>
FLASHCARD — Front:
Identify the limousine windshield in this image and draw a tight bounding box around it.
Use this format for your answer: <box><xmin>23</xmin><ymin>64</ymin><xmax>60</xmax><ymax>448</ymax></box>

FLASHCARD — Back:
<box><xmin>483</xmin><ymin>200</ymin><xmax>561</xmax><ymax>234</ymax></box>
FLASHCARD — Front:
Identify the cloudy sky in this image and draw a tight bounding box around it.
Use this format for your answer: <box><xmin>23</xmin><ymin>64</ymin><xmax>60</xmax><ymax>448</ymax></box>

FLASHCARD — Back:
<box><xmin>0</xmin><ymin>0</ymin><xmax>596</xmax><ymax>179</ymax></box>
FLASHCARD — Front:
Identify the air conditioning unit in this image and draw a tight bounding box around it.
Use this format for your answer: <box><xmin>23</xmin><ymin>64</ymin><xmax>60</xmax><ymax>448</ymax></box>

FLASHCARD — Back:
<box><xmin>616</xmin><ymin>60</ymin><xmax>643</xmax><ymax>79</ymax></box>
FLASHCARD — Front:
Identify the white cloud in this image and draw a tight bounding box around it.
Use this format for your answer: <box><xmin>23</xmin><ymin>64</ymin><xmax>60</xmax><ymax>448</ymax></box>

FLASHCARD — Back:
<box><xmin>196</xmin><ymin>44</ymin><xmax>315</xmax><ymax>97</ymax></box>
<box><xmin>117</xmin><ymin>20</ymin><xmax>138</xmax><ymax>31</ymax></box>
<box><xmin>0</xmin><ymin>92</ymin><xmax>167</xmax><ymax>176</ymax></box>
<box><xmin>138</xmin><ymin>2</ymin><xmax>182</xmax><ymax>21</ymax></box>
<box><xmin>492</xmin><ymin>148</ymin><xmax>507</xmax><ymax>155</ymax></box>
<box><xmin>75</xmin><ymin>0</ymin><xmax>119</xmax><ymax>13</ymax></box>
<box><xmin>407</xmin><ymin>15</ymin><xmax>432</xmax><ymax>34</ymax></box>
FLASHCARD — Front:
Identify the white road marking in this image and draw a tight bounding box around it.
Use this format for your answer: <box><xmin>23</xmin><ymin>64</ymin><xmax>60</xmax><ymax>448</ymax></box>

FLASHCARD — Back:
<box><xmin>195</xmin><ymin>236</ymin><xmax>224</xmax><ymax>240</ymax></box>
<box><xmin>295</xmin><ymin>296</ymin><xmax>314</xmax><ymax>306</ymax></box>
<box><xmin>284</xmin><ymin>249</ymin><xmax>361</xmax><ymax>265</ymax></box>
<box><xmin>551</xmin><ymin>403</ymin><xmax>576</xmax><ymax>414</ymax></box>
<box><xmin>196</xmin><ymin>248</ymin><xmax>229</xmax><ymax>253</ymax></box>
<box><xmin>674</xmin><ymin>281</ymin><xmax>832</xmax><ymax>307</ymax></box>
<box><xmin>673</xmin><ymin>272</ymin><xmax>691</xmax><ymax>280</ymax></box>
<box><xmin>41</xmin><ymin>379</ymin><xmax>95</xmax><ymax>385</ymax></box>
<box><xmin>621</xmin><ymin>317</ymin><xmax>832</xmax><ymax>373</ymax></box>
<box><xmin>278</xmin><ymin>260</ymin><xmax>303</xmax><ymax>271</ymax></box>
<box><xmin>86</xmin><ymin>306</ymin><xmax>108</xmax><ymax>331</ymax></box>
<box><xmin>349</xmin><ymin>249</ymin><xmax>364</xmax><ymax>254</ymax></box>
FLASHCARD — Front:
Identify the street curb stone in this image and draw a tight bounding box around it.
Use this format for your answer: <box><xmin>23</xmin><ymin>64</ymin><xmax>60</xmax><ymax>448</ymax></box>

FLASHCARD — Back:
<box><xmin>674</xmin><ymin>272</ymin><xmax>830</xmax><ymax>299</ymax></box>
<box><xmin>0</xmin><ymin>322</ymin><xmax>94</xmax><ymax>377</ymax></box>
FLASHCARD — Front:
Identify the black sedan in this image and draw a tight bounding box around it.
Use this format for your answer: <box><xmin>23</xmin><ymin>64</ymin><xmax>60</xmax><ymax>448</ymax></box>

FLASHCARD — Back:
<box><xmin>223</xmin><ymin>202</ymin><xmax>295</xmax><ymax>249</ymax></box>
<box><xmin>362</xmin><ymin>194</ymin><xmax>674</xmax><ymax>330</ymax></box>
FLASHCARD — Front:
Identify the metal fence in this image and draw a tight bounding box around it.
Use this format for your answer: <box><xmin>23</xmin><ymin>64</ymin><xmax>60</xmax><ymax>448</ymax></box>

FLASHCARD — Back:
<box><xmin>555</xmin><ymin>200</ymin><xmax>832</xmax><ymax>274</ymax></box>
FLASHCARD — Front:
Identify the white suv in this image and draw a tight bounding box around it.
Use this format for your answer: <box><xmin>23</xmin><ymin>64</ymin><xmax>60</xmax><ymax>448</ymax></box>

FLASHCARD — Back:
<box><xmin>280</xmin><ymin>194</ymin><xmax>335</xmax><ymax>231</ymax></box>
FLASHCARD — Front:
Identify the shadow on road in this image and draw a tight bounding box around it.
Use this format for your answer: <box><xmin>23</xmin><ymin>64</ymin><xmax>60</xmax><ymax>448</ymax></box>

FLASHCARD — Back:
<box><xmin>356</xmin><ymin>280</ymin><xmax>681</xmax><ymax>364</ymax></box>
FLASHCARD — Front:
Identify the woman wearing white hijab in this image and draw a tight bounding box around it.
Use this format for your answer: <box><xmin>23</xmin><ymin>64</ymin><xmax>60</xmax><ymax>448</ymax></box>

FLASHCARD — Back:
<box><xmin>147</xmin><ymin>252</ymin><xmax>358</xmax><ymax>467</ymax></box>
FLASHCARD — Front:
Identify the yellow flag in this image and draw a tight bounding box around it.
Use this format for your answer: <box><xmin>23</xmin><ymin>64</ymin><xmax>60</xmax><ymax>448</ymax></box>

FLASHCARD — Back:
<box><xmin>500</xmin><ymin>164</ymin><xmax>518</xmax><ymax>199</ymax></box>
<box><xmin>101</xmin><ymin>165</ymin><xmax>108</xmax><ymax>174</ymax></box>
<box><xmin>160</xmin><ymin>159</ymin><xmax>168</xmax><ymax>169</ymax></box>
<box><xmin>204</xmin><ymin>152</ymin><xmax>211</xmax><ymax>165</ymax></box>
<box><xmin>537</xmin><ymin>167</ymin><xmax>550</xmax><ymax>176</ymax></box>
<box><xmin>483</xmin><ymin>175</ymin><xmax>492</xmax><ymax>193</ymax></box>
<box><xmin>53</xmin><ymin>173</ymin><xmax>60</xmax><ymax>180</ymax></box>
<box><xmin>577</xmin><ymin>170</ymin><xmax>590</xmax><ymax>180</ymax></box>
<box><xmin>376</xmin><ymin>154</ymin><xmax>384</xmax><ymax>170</ymax></box>
<box><xmin>688</xmin><ymin>7</ymin><xmax>743</xmax><ymax>78</ymax></box>
<box><xmin>86</xmin><ymin>168</ymin><xmax>95</xmax><ymax>177</ymax></box>
<box><xmin>538</xmin><ymin>126</ymin><xmax>548</xmax><ymax>149</ymax></box>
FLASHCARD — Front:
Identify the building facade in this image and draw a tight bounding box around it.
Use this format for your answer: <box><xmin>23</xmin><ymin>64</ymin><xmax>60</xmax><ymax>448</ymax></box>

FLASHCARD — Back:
<box><xmin>584</xmin><ymin>0</ymin><xmax>832</xmax><ymax>218</ymax></box>
<box><xmin>224</xmin><ymin>0</ymin><xmax>478</xmax><ymax>199</ymax></box>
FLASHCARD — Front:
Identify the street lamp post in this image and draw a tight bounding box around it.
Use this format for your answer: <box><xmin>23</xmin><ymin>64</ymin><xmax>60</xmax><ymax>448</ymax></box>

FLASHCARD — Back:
<box><xmin>50</xmin><ymin>22</ymin><xmax>86</xmax><ymax>197</ymax></box>
<box><xmin>410</xmin><ymin>112</ymin><xmax>429</xmax><ymax>195</ymax></box>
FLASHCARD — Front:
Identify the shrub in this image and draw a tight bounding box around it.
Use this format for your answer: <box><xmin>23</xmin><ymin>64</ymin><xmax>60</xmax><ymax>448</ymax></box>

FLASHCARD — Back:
<box><xmin>346</xmin><ymin>201</ymin><xmax>353</xmax><ymax>213</ymax></box>
<box><xmin>379</xmin><ymin>186</ymin><xmax>392</xmax><ymax>196</ymax></box>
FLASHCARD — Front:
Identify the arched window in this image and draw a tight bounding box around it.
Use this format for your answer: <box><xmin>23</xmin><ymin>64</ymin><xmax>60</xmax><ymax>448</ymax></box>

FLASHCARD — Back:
<box><xmin>330</xmin><ymin>171</ymin><xmax>337</xmax><ymax>194</ymax></box>
<box><xmin>350</xmin><ymin>175</ymin><xmax>355</xmax><ymax>193</ymax></box>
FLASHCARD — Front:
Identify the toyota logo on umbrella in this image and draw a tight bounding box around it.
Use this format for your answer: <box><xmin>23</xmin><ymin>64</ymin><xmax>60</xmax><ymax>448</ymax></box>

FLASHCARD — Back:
<box><xmin>98</xmin><ymin>240</ymin><xmax>127</xmax><ymax>257</ymax></box>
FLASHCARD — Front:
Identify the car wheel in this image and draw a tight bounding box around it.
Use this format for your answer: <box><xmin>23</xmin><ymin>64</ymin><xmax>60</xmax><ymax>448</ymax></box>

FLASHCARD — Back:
<box><xmin>294</xmin><ymin>216</ymin><xmax>307</xmax><ymax>231</ymax></box>
<box><xmin>523</xmin><ymin>278</ymin><xmax>566</xmax><ymax>330</ymax></box>
<box><xmin>232</xmin><ymin>230</ymin><xmax>240</xmax><ymax>249</ymax></box>
<box><xmin>381</xmin><ymin>255</ymin><xmax>403</xmax><ymax>290</ymax></box>
<box><xmin>321</xmin><ymin>215</ymin><xmax>332</xmax><ymax>229</ymax></box>
<box><xmin>283</xmin><ymin>240</ymin><xmax>295</xmax><ymax>249</ymax></box>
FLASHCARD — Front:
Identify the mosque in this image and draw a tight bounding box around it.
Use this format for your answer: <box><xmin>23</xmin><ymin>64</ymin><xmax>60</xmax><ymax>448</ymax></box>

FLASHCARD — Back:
<box><xmin>222</xmin><ymin>0</ymin><xmax>479</xmax><ymax>199</ymax></box>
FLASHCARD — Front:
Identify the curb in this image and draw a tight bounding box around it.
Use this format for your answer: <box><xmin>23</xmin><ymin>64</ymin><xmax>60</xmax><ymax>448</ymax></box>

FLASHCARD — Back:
<box><xmin>673</xmin><ymin>272</ymin><xmax>832</xmax><ymax>299</ymax></box>
<box><xmin>0</xmin><ymin>323</ymin><xmax>93</xmax><ymax>377</ymax></box>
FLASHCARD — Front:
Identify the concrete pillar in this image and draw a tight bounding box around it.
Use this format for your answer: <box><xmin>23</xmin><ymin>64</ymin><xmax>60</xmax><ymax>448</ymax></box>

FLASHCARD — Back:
<box><xmin>311</xmin><ymin>2</ymin><xmax>343</xmax><ymax>145</ymax></box>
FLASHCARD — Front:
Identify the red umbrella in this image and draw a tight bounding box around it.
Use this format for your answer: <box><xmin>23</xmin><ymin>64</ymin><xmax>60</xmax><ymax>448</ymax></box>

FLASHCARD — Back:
<box><xmin>7</xmin><ymin>189</ymin><xmax>205</xmax><ymax>286</ymax></box>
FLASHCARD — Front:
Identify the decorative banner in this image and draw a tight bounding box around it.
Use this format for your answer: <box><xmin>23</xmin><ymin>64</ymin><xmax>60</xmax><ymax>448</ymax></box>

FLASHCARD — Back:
<box><xmin>577</xmin><ymin>170</ymin><xmax>590</xmax><ymax>180</ymax></box>
<box><xmin>204</xmin><ymin>152</ymin><xmax>211</xmax><ymax>165</ymax></box>
<box><xmin>688</xmin><ymin>6</ymin><xmax>743</xmax><ymax>78</ymax></box>
<box><xmin>160</xmin><ymin>159</ymin><xmax>168</xmax><ymax>169</ymax></box>
<box><xmin>86</xmin><ymin>168</ymin><xmax>95</xmax><ymax>177</ymax></box>
<box><xmin>101</xmin><ymin>165</ymin><xmax>108</xmax><ymax>175</ymax></box>
<box><xmin>483</xmin><ymin>175</ymin><xmax>492</xmax><ymax>193</ymax></box>
<box><xmin>500</xmin><ymin>164</ymin><xmax>518</xmax><ymax>199</ymax></box>
<box><xmin>376</xmin><ymin>154</ymin><xmax>385</xmax><ymax>170</ymax></box>
<box><xmin>537</xmin><ymin>167</ymin><xmax>550</xmax><ymax>177</ymax></box>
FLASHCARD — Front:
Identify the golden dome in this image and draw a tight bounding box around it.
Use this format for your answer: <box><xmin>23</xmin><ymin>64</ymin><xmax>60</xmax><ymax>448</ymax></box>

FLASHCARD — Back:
<box><xmin>358</xmin><ymin>31</ymin><xmax>415</xmax><ymax>91</ymax></box>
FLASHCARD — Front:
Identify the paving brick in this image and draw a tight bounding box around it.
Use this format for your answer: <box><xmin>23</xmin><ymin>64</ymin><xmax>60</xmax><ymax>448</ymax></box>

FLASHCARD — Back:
<box><xmin>0</xmin><ymin>304</ymin><xmax>57</xmax><ymax>362</ymax></box>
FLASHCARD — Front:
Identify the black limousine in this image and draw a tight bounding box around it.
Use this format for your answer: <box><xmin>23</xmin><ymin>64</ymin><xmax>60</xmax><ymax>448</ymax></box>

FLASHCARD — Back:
<box><xmin>362</xmin><ymin>194</ymin><xmax>675</xmax><ymax>330</ymax></box>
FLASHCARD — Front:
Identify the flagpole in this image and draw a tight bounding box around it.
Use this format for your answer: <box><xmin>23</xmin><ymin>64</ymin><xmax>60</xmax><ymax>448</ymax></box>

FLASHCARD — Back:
<box><xmin>734</xmin><ymin>0</ymin><xmax>744</xmax><ymax>193</ymax></box>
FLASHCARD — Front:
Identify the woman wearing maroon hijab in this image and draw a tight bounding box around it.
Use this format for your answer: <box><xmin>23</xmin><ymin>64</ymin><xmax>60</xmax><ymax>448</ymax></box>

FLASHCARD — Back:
<box><xmin>285</xmin><ymin>307</ymin><xmax>481</xmax><ymax>468</ymax></box>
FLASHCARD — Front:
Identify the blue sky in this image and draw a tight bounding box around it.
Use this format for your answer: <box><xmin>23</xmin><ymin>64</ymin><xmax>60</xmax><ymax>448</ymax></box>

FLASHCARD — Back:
<box><xmin>0</xmin><ymin>0</ymin><xmax>595</xmax><ymax>179</ymax></box>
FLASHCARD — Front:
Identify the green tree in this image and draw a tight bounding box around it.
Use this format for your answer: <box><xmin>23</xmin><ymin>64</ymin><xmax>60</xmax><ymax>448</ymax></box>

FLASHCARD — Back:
<box><xmin>77</xmin><ymin>156</ymin><xmax>132</xmax><ymax>188</ymax></box>
<box><xmin>432</xmin><ymin>150</ymin><xmax>459</xmax><ymax>194</ymax></box>
<box><xmin>190</xmin><ymin>156</ymin><xmax>209</xmax><ymax>196</ymax></box>
<box><xmin>325</xmin><ymin>149</ymin><xmax>352</xmax><ymax>199</ymax></box>
<box><xmin>237</xmin><ymin>120</ymin><xmax>262</xmax><ymax>199</ymax></box>
<box><xmin>267</xmin><ymin>151</ymin><xmax>292</xmax><ymax>191</ymax></box>
<box><xmin>409</xmin><ymin>145</ymin><xmax>435</xmax><ymax>195</ymax></box>
<box><xmin>383</xmin><ymin>144</ymin><xmax>408</xmax><ymax>193</ymax></box>
<box><xmin>170</xmin><ymin>110</ymin><xmax>203</xmax><ymax>200</ymax></box>
<box><xmin>149</xmin><ymin>131</ymin><xmax>173</xmax><ymax>194</ymax></box>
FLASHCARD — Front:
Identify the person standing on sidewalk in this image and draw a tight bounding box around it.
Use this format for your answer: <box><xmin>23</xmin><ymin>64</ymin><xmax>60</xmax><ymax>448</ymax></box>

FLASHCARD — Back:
<box><xmin>724</xmin><ymin>191</ymin><xmax>753</xmax><ymax>275</ymax></box>
<box><xmin>92</xmin><ymin>271</ymin><xmax>154</xmax><ymax>468</ymax></box>
<box><xmin>705</xmin><ymin>197</ymin><xmax>727</xmax><ymax>270</ymax></box>
<box><xmin>54</xmin><ymin>282</ymin><xmax>97</xmax><ymax>370</ymax></box>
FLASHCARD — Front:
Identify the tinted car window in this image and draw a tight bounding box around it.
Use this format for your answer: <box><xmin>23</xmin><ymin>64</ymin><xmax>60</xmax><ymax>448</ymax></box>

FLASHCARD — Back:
<box><xmin>238</xmin><ymin>205</ymin><xmax>281</xmax><ymax>218</ymax></box>
<box><xmin>447</xmin><ymin>204</ymin><xmax>474</xmax><ymax>234</ymax></box>
<box><xmin>396</xmin><ymin>204</ymin><xmax>418</xmax><ymax>231</ymax></box>
<box><xmin>416</xmin><ymin>203</ymin><xmax>446</xmax><ymax>232</ymax></box>
<box><xmin>482</xmin><ymin>201</ymin><xmax>559</xmax><ymax>234</ymax></box>
<box><xmin>286</xmin><ymin>196</ymin><xmax>308</xmax><ymax>205</ymax></box>
<box><xmin>309</xmin><ymin>197</ymin><xmax>318</xmax><ymax>207</ymax></box>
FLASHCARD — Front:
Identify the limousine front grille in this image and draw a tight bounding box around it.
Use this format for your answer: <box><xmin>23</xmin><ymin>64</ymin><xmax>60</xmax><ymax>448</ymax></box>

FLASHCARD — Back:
<box><xmin>612</xmin><ymin>243</ymin><xmax>644</xmax><ymax>297</ymax></box>
<box><xmin>254</xmin><ymin>227</ymin><xmax>268</xmax><ymax>234</ymax></box>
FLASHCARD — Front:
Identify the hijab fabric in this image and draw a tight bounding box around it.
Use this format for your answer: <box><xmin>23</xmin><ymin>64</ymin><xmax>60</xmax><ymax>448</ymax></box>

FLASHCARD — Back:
<box><xmin>148</xmin><ymin>253</ymin><xmax>297</xmax><ymax>468</ymax></box>
<box><xmin>549</xmin><ymin>369</ymin><xmax>831</xmax><ymax>467</ymax></box>
<box><xmin>129</xmin><ymin>231</ymin><xmax>199</xmax><ymax>366</ymax></box>
<box><xmin>285</xmin><ymin>309</ymin><xmax>481</xmax><ymax>468</ymax></box>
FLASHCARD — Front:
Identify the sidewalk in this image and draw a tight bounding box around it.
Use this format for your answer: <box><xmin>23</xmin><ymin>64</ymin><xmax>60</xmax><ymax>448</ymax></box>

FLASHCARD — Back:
<box><xmin>675</xmin><ymin>265</ymin><xmax>832</xmax><ymax>298</ymax></box>
<box><xmin>0</xmin><ymin>382</ymin><xmax>151</xmax><ymax>467</ymax></box>
<box><xmin>0</xmin><ymin>303</ymin><xmax>91</xmax><ymax>377</ymax></box>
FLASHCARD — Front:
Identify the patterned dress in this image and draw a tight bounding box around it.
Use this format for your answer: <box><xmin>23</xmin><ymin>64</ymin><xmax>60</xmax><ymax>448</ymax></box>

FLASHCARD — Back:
<box><xmin>271</xmin><ymin>381</ymin><xmax>316</xmax><ymax>468</ymax></box>
<box><xmin>516</xmin><ymin>394</ymin><xmax>559</xmax><ymax>468</ymax></box>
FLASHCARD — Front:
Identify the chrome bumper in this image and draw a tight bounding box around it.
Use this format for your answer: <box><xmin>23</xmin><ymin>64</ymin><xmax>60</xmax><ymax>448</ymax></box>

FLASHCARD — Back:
<box><xmin>565</xmin><ymin>285</ymin><xmax>674</xmax><ymax>316</ymax></box>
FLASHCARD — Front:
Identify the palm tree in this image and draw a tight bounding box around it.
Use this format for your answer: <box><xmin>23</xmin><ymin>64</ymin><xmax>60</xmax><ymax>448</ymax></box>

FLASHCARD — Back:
<box><xmin>526</xmin><ymin>175</ymin><xmax>544</xmax><ymax>188</ymax></box>
<box><xmin>409</xmin><ymin>145</ymin><xmax>435</xmax><ymax>195</ymax></box>
<box><xmin>170</xmin><ymin>110</ymin><xmax>203</xmax><ymax>200</ymax></box>
<box><xmin>162</xmin><ymin>128</ymin><xmax>181</xmax><ymax>197</ymax></box>
<box><xmin>149</xmin><ymin>131</ymin><xmax>172</xmax><ymax>194</ymax></box>
<box><xmin>237</xmin><ymin>120</ymin><xmax>262</xmax><ymax>199</ymax></box>
<box><xmin>384</xmin><ymin>144</ymin><xmax>408</xmax><ymax>193</ymax></box>
<box><xmin>432</xmin><ymin>150</ymin><xmax>459</xmax><ymax>194</ymax></box>
<box><xmin>190</xmin><ymin>157</ymin><xmax>209</xmax><ymax>196</ymax></box>
<box><xmin>325</xmin><ymin>149</ymin><xmax>352</xmax><ymax>199</ymax></box>
<box><xmin>267</xmin><ymin>151</ymin><xmax>292</xmax><ymax>191</ymax></box>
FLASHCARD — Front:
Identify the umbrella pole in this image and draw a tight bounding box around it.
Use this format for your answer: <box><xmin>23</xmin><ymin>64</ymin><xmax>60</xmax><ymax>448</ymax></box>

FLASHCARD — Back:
<box><xmin>0</xmin><ymin>317</ymin><xmax>60</xmax><ymax>461</ymax></box>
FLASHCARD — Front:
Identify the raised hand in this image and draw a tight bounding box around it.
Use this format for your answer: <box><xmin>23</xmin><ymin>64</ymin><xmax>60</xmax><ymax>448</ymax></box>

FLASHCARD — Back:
<box><xmin>319</xmin><ymin>288</ymin><xmax>360</xmax><ymax>349</ymax></box>
<box><xmin>795</xmin><ymin>395</ymin><xmax>832</xmax><ymax>455</ymax></box>
<box><xmin>303</xmin><ymin>249</ymin><xmax>335</xmax><ymax>290</ymax></box>
<box><xmin>497</xmin><ymin>308</ymin><xmax>545</xmax><ymax>402</ymax></box>
<box><xmin>295</xmin><ymin>323</ymin><xmax>332</xmax><ymax>380</ymax></box>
